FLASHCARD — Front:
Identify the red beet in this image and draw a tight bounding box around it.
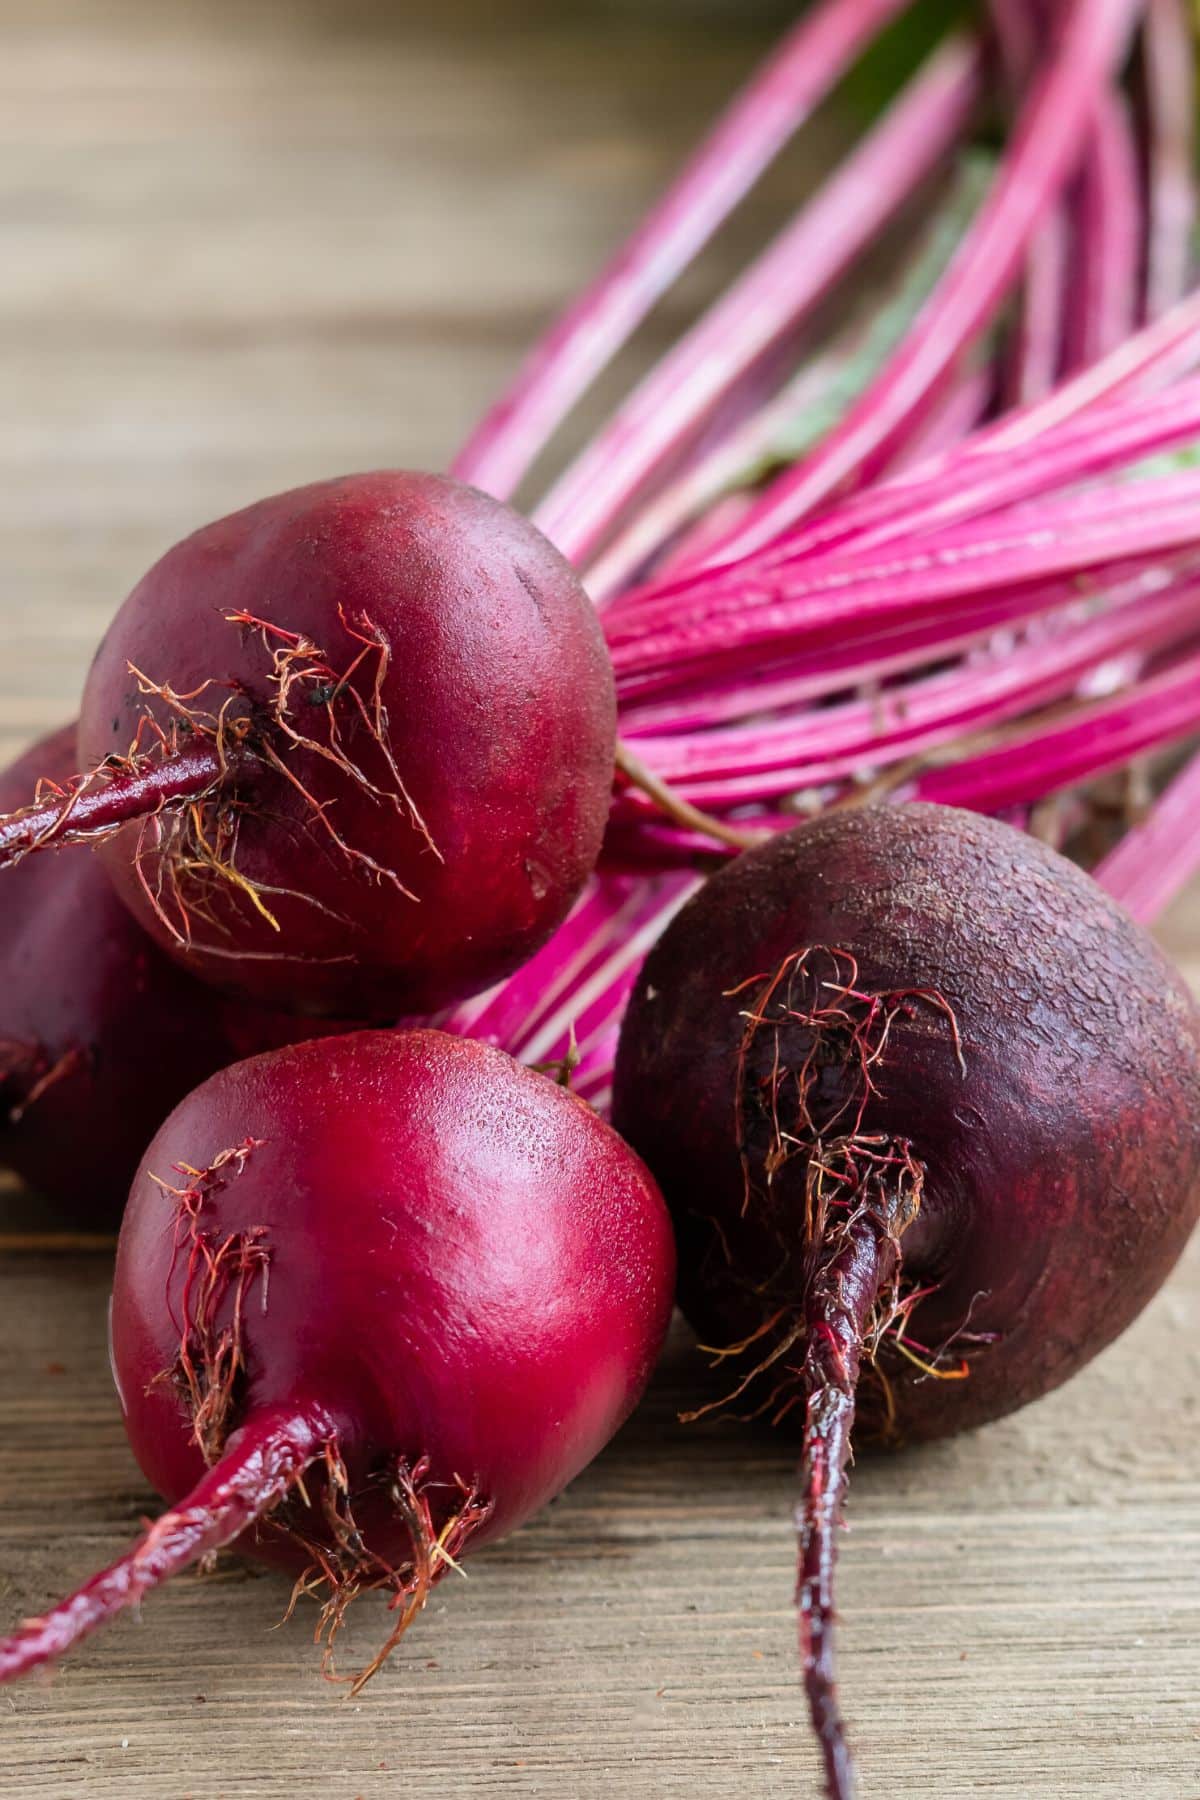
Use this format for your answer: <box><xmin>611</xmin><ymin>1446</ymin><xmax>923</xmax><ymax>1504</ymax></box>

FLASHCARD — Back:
<box><xmin>613</xmin><ymin>802</ymin><xmax>1200</xmax><ymax>1800</ymax></box>
<box><xmin>0</xmin><ymin>1029</ymin><xmax>675</xmax><ymax>1683</ymax></box>
<box><xmin>0</xmin><ymin>726</ymin><xmax>256</xmax><ymax>1226</ymax></box>
<box><xmin>0</xmin><ymin>473</ymin><xmax>616</xmax><ymax>1018</ymax></box>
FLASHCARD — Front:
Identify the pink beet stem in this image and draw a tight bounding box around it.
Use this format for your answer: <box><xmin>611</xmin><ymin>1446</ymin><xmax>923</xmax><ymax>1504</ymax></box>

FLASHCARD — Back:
<box><xmin>584</xmin><ymin>358</ymin><xmax>844</xmax><ymax>605</ymax></box>
<box><xmin>912</xmin><ymin>644</ymin><xmax>1200</xmax><ymax>812</ymax></box>
<box><xmin>883</xmin><ymin>365</ymin><xmax>995</xmax><ymax>473</ymax></box>
<box><xmin>443</xmin><ymin>870</ymin><xmax>697</xmax><ymax>1064</ymax></box>
<box><xmin>670</xmin><ymin>371</ymin><xmax>1200</xmax><ymax>600</ymax></box>
<box><xmin>0</xmin><ymin>740</ymin><xmax>225</xmax><ymax>871</ymax></box>
<box><xmin>0</xmin><ymin>1406</ymin><xmax>331</xmax><ymax>1682</ymax></box>
<box><xmin>444</xmin><ymin>876</ymin><xmax>653</xmax><ymax>1046</ymax></box>
<box><xmin>829</xmin><ymin>375</ymin><xmax>1200</xmax><ymax>560</ymax></box>
<box><xmin>1093</xmin><ymin>747</ymin><xmax>1200</xmax><ymax>922</ymax></box>
<box><xmin>617</xmin><ymin>579</ymin><xmax>1200</xmax><ymax>807</ymax></box>
<box><xmin>585</xmin><ymin>263</ymin><xmax>988</xmax><ymax>606</ymax></box>
<box><xmin>617</xmin><ymin>587</ymin><xmax>1069</xmax><ymax>735</ymax></box>
<box><xmin>1005</xmin><ymin>208</ymin><xmax>1070</xmax><ymax>403</ymax></box>
<box><xmin>796</xmin><ymin>1210</ymin><xmax>892</xmax><ymax>1800</ymax></box>
<box><xmin>436</xmin><ymin>879</ymin><xmax>639</xmax><ymax>1044</ymax></box>
<box><xmin>449</xmin><ymin>0</ymin><xmax>913</xmax><ymax>501</ymax></box>
<box><xmin>993</xmin><ymin>0</ymin><xmax>1140</xmax><ymax>384</ymax></box>
<box><xmin>627</xmin><ymin>630</ymin><xmax>1200</xmax><ymax>819</ymax></box>
<box><xmin>874</xmin><ymin>276</ymin><xmax>1200</xmax><ymax>547</ymax></box>
<box><xmin>607</xmin><ymin>474</ymin><xmax>1200</xmax><ymax>682</ymax></box>
<box><xmin>814</xmin><ymin>299</ymin><xmax>1200</xmax><ymax>556</ymax></box>
<box><xmin>988</xmin><ymin>0</ymin><xmax>1071</xmax><ymax>405</ymax></box>
<box><xmin>633</xmin><ymin>371</ymin><xmax>1200</xmax><ymax>615</ymax></box>
<box><xmin>982</xmin><ymin>283</ymin><xmax>1200</xmax><ymax>447</ymax></box>
<box><xmin>605</xmin><ymin>282</ymin><xmax>1200</xmax><ymax>619</ymax></box>
<box><xmin>584</xmin><ymin>145</ymin><xmax>999</xmax><ymax>605</ymax></box>
<box><xmin>609</xmin><ymin>559</ymin><xmax>1174</xmax><ymax>710</ymax></box>
<box><xmin>683</xmin><ymin>0</ymin><xmax>1144</xmax><ymax>566</ymax></box>
<box><xmin>516</xmin><ymin>877</ymin><xmax>698</xmax><ymax>1068</ymax></box>
<box><xmin>1061</xmin><ymin>88</ymin><xmax>1142</xmax><ymax>371</ymax></box>
<box><xmin>532</xmin><ymin>38</ymin><xmax>980</xmax><ymax>566</ymax></box>
<box><xmin>1143</xmin><ymin>0</ymin><xmax>1196</xmax><ymax>319</ymax></box>
<box><xmin>436</xmin><ymin>869</ymin><xmax>699</xmax><ymax>1123</ymax></box>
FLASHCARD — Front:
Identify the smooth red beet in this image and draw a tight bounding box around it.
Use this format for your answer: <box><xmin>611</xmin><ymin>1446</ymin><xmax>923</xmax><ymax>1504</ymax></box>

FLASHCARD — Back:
<box><xmin>0</xmin><ymin>726</ymin><xmax>260</xmax><ymax>1226</ymax></box>
<box><xmin>0</xmin><ymin>1029</ymin><xmax>675</xmax><ymax>1684</ymax></box>
<box><xmin>613</xmin><ymin>803</ymin><xmax>1200</xmax><ymax>1800</ymax></box>
<box><xmin>0</xmin><ymin>473</ymin><xmax>616</xmax><ymax>1018</ymax></box>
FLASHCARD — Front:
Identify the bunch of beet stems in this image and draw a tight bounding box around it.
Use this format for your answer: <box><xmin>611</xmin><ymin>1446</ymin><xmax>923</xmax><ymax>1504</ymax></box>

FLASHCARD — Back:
<box><xmin>460</xmin><ymin>9</ymin><xmax>1200</xmax><ymax>1791</ymax></box>
<box><xmin>442</xmin><ymin>0</ymin><xmax>1200</xmax><ymax>1138</ymax></box>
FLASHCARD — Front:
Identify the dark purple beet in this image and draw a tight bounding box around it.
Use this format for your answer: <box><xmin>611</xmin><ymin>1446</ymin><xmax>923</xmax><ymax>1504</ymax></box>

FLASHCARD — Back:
<box><xmin>0</xmin><ymin>727</ymin><xmax>352</xmax><ymax>1226</ymax></box>
<box><xmin>0</xmin><ymin>726</ymin><xmax>245</xmax><ymax>1226</ymax></box>
<box><xmin>613</xmin><ymin>801</ymin><xmax>1200</xmax><ymax>1800</ymax></box>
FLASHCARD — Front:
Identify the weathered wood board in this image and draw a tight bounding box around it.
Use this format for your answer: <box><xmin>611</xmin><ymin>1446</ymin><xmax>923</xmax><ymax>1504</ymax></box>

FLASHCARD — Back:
<box><xmin>0</xmin><ymin>3</ymin><xmax>1197</xmax><ymax>1794</ymax></box>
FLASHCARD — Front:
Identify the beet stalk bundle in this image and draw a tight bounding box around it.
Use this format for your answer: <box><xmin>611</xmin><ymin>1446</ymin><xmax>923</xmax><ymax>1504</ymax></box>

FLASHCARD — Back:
<box><xmin>439</xmin><ymin>0</ymin><xmax>1200</xmax><ymax>1123</ymax></box>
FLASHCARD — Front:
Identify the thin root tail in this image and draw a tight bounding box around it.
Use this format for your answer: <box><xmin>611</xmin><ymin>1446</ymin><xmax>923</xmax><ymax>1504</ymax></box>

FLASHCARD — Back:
<box><xmin>0</xmin><ymin>1406</ymin><xmax>332</xmax><ymax>1683</ymax></box>
<box><xmin>795</xmin><ymin>1208</ymin><xmax>891</xmax><ymax>1800</ymax></box>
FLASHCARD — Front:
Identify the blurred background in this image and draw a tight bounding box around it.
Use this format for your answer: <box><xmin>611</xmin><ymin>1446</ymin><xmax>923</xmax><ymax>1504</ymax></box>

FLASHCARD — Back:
<box><xmin>0</xmin><ymin>0</ymin><xmax>833</xmax><ymax>768</ymax></box>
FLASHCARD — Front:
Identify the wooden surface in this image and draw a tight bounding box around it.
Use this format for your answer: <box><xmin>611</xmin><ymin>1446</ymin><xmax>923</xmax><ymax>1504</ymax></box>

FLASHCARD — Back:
<box><xmin>0</xmin><ymin>3</ymin><xmax>1198</xmax><ymax>1796</ymax></box>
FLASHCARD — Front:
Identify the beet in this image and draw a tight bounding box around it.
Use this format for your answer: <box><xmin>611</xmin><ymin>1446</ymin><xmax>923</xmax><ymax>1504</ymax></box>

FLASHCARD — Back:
<box><xmin>0</xmin><ymin>473</ymin><xmax>616</xmax><ymax>1018</ymax></box>
<box><xmin>0</xmin><ymin>726</ymin><xmax>253</xmax><ymax>1225</ymax></box>
<box><xmin>0</xmin><ymin>1029</ymin><xmax>675</xmax><ymax>1684</ymax></box>
<box><xmin>613</xmin><ymin>801</ymin><xmax>1200</xmax><ymax>1799</ymax></box>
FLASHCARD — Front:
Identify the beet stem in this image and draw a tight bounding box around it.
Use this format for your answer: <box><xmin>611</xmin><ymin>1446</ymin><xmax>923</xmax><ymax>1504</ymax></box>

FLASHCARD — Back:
<box><xmin>449</xmin><ymin>0</ymin><xmax>912</xmax><ymax>500</ymax></box>
<box><xmin>532</xmin><ymin>37</ymin><xmax>980</xmax><ymax>568</ymax></box>
<box><xmin>796</xmin><ymin>1210</ymin><xmax>893</xmax><ymax>1800</ymax></box>
<box><xmin>0</xmin><ymin>1404</ymin><xmax>332</xmax><ymax>1681</ymax></box>
<box><xmin>0</xmin><ymin>741</ymin><xmax>227</xmax><ymax>871</ymax></box>
<box><xmin>1143</xmin><ymin>0</ymin><xmax>1196</xmax><ymax>320</ymax></box>
<box><xmin>687</xmin><ymin>0</ymin><xmax>1142</xmax><ymax>564</ymax></box>
<box><xmin>1093</xmin><ymin>745</ymin><xmax>1200</xmax><ymax>923</ymax></box>
<box><xmin>613</xmin><ymin>741</ymin><xmax>767</xmax><ymax>852</ymax></box>
<box><xmin>988</xmin><ymin>0</ymin><xmax>1072</xmax><ymax>407</ymax></box>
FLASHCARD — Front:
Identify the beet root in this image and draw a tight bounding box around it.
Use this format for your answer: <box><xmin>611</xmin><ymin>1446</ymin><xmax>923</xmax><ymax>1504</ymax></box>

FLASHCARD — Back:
<box><xmin>613</xmin><ymin>802</ymin><xmax>1200</xmax><ymax>1798</ymax></box>
<box><xmin>0</xmin><ymin>473</ymin><xmax>616</xmax><ymax>1018</ymax></box>
<box><xmin>0</xmin><ymin>726</ymin><xmax>280</xmax><ymax>1226</ymax></box>
<box><xmin>0</xmin><ymin>1029</ymin><xmax>675</xmax><ymax>1684</ymax></box>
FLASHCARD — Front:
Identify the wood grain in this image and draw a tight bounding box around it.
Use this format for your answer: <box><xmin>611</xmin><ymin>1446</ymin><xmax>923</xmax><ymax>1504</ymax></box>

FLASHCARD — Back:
<box><xmin>0</xmin><ymin>3</ymin><xmax>1197</xmax><ymax>1796</ymax></box>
